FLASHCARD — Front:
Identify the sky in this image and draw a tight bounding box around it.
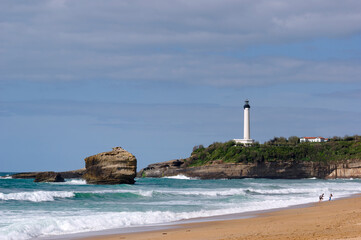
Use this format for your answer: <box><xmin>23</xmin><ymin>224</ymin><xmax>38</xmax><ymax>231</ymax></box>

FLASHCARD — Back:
<box><xmin>1</xmin><ymin>0</ymin><xmax>361</xmax><ymax>172</ymax></box>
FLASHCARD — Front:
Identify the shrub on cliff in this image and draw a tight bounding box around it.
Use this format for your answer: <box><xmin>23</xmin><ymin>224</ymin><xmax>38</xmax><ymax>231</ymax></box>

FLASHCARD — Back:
<box><xmin>188</xmin><ymin>135</ymin><xmax>361</xmax><ymax>167</ymax></box>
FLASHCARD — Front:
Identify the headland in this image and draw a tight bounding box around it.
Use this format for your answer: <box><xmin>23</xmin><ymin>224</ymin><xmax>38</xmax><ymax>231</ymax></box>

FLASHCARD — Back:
<box><xmin>139</xmin><ymin>135</ymin><xmax>361</xmax><ymax>179</ymax></box>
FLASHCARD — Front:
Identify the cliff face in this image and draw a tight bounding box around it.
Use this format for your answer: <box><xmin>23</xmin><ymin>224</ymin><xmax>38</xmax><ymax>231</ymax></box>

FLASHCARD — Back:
<box><xmin>138</xmin><ymin>159</ymin><xmax>361</xmax><ymax>179</ymax></box>
<box><xmin>327</xmin><ymin>161</ymin><xmax>361</xmax><ymax>178</ymax></box>
<box><xmin>83</xmin><ymin>147</ymin><xmax>137</xmax><ymax>184</ymax></box>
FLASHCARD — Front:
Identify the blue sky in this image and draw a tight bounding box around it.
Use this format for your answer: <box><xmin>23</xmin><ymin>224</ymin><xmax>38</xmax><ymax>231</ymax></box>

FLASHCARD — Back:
<box><xmin>1</xmin><ymin>0</ymin><xmax>361</xmax><ymax>171</ymax></box>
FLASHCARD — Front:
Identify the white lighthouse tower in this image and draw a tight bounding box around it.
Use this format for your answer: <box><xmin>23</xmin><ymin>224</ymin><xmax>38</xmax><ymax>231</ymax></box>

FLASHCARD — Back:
<box><xmin>234</xmin><ymin>100</ymin><xmax>254</xmax><ymax>145</ymax></box>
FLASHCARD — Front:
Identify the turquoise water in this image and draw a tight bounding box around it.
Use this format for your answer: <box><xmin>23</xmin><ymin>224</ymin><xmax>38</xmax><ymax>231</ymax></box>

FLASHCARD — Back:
<box><xmin>1</xmin><ymin>172</ymin><xmax>361</xmax><ymax>239</ymax></box>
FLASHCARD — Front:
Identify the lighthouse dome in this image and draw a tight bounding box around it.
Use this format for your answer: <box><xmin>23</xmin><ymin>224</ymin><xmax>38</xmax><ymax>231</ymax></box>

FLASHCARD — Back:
<box><xmin>243</xmin><ymin>100</ymin><xmax>250</xmax><ymax>109</ymax></box>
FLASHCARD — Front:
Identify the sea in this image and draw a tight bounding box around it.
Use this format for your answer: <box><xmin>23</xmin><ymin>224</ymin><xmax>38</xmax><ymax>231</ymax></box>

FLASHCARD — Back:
<box><xmin>1</xmin><ymin>172</ymin><xmax>361</xmax><ymax>240</ymax></box>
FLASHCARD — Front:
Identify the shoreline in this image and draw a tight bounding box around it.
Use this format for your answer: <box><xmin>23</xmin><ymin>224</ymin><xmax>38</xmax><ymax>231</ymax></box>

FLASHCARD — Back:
<box><xmin>37</xmin><ymin>199</ymin><xmax>317</xmax><ymax>240</ymax></box>
<box><xmin>39</xmin><ymin>201</ymin><xmax>314</xmax><ymax>240</ymax></box>
<box><xmin>73</xmin><ymin>194</ymin><xmax>361</xmax><ymax>240</ymax></box>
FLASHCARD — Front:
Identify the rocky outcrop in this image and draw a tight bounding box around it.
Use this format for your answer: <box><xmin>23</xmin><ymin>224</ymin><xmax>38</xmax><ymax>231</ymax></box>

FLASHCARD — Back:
<box><xmin>83</xmin><ymin>147</ymin><xmax>137</xmax><ymax>184</ymax></box>
<box><xmin>11</xmin><ymin>172</ymin><xmax>40</xmax><ymax>179</ymax></box>
<box><xmin>11</xmin><ymin>169</ymin><xmax>86</xmax><ymax>179</ymax></box>
<box><xmin>34</xmin><ymin>172</ymin><xmax>65</xmax><ymax>182</ymax></box>
<box><xmin>138</xmin><ymin>159</ymin><xmax>361</xmax><ymax>179</ymax></box>
<box><xmin>58</xmin><ymin>168</ymin><xmax>86</xmax><ymax>178</ymax></box>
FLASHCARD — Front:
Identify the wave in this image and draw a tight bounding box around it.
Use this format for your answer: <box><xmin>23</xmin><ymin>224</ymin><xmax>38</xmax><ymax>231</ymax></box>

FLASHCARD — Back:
<box><xmin>0</xmin><ymin>195</ymin><xmax>320</xmax><ymax>240</ymax></box>
<box><xmin>0</xmin><ymin>176</ymin><xmax>12</xmax><ymax>179</ymax></box>
<box><xmin>0</xmin><ymin>211</ymin><xmax>197</xmax><ymax>240</ymax></box>
<box><xmin>75</xmin><ymin>190</ymin><xmax>153</xmax><ymax>199</ymax></box>
<box><xmin>81</xmin><ymin>188</ymin><xmax>248</xmax><ymax>198</ymax></box>
<box><xmin>50</xmin><ymin>179</ymin><xmax>87</xmax><ymax>185</ymax></box>
<box><xmin>0</xmin><ymin>189</ymin><xmax>156</xmax><ymax>202</ymax></box>
<box><xmin>158</xmin><ymin>188</ymin><xmax>247</xmax><ymax>197</ymax></box>
<box><xmin>86</xmin><ymin>189</ymin><xmax>154</xmax><ymax>197</ymax></box>
<box><xmin>0</xmin><ymin>185</ymin><xmax>346</xmax><ymax>203</ymax></box>
<box><xmin>74</xmin><ymin>188</ymin><xmax>247</xmax><ymax>198</ymax></box>
<box><xmin>0</xmin><ymin>191</ymin><xmax>74</xmax><ymax>202</ymax></box>
<box><xmin>245</xmin><ymin>188</ymin><xmax>314</xmax><ymax>195</ymax></box>
<box><xmin>163</xmin><ymin>175</ymin><xmax>196</xmax><ymax>180</ymax></box>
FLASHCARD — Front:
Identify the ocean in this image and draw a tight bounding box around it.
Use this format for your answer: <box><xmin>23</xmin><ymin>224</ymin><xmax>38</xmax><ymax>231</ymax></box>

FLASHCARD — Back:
<box><xmin>1</xmin><ymin>172</ymin><xmax>361</xmax><ymax>240</ymax></box>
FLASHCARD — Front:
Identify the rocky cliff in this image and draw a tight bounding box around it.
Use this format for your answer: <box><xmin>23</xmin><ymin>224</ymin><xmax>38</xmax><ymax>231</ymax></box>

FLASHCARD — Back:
<box><xmin>83</xmin><ymin>147</ymin><xmax>137</xmax><ymax>184</ymax></box>
<box><xmin>327</xmin><ymin>161</ymin><xmax>361</xmax><ymax>178</ymax></box>
<box><xmin>138</xmin><ymin>159</ymin><xmax>361</xmax><ymax>179</ymax></box>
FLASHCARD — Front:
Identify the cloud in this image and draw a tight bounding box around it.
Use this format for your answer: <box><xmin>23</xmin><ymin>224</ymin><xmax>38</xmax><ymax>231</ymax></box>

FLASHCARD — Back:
<box><xmin>0</xmin><ymin>100</ymin><xmax>226</xmax><ymax>131</ymax></box>
<box><xmin>2</xmin><ymin>0</ymin><xmax>361</xmax><ymax>46</ymax></box>
<box><xmin>0</xmin><ymin>0</ymin><xmax>361</xmax><ymax>86</ymax></box>
<box><xmin>1</xmin><ymin>53</ymin><xmax>360</xmax><ymax>87</ymax></box>
<box><xmin>318</xmin><ymin>89</ymin><xmax>361</xmax><ymax>99</ymax></box>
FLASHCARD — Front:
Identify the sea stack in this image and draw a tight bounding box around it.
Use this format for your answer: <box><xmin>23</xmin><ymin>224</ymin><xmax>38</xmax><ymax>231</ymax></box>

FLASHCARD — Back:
<box><xmin>83</xmin><ymin>147</ymin><xmax>137</xmax><ymax>184</ymax></box>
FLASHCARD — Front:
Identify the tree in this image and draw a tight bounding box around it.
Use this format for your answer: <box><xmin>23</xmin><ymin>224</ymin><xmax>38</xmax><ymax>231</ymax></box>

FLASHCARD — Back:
<box><xmin>288</xmin><ymin>136</ymin><xmax>299</xmax><ymax>145</ymax></box>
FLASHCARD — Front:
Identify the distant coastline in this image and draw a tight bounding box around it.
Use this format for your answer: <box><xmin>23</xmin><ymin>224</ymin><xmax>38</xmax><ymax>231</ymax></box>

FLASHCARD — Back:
<box><xmin>9</xmin><ymin>135</ymin><xmax>361</xmax><ymax>181</ymax></box>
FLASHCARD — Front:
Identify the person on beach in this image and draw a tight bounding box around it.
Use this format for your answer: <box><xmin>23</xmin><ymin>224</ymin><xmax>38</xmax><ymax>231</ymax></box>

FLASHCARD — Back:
<box><xmin>329</xmin><ymin>194</ymin><xmax>333</xmax><ymax>201</ymax></box>
<box><xmin>319</xmin><ymin>193</ymin><xmax>324</xmax><ymax>202</ymax></box>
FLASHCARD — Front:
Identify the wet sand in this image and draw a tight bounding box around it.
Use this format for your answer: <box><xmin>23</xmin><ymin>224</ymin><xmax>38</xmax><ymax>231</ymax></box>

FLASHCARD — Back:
<box><xmin>81</xmin><ymin>195</ymin><xmax>361</xmax><ymax>240</ymax></box>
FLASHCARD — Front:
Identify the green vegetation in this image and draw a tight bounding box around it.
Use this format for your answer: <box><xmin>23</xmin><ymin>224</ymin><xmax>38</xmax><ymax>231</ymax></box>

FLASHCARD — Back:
<box><xmin>188</xmin><ymin>135</ymin><xmax>361</xmax><ymax>167</ymax></box>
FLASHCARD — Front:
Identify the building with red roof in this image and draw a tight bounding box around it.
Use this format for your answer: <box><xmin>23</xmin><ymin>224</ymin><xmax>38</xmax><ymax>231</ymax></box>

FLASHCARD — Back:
<box><xmin>300</xmin><ymin>137</ymin><xmax>329</xmax><ymax>143</ymax></box>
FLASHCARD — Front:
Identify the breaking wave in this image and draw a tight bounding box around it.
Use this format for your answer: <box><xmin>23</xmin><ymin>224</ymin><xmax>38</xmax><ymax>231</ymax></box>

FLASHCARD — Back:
<box><xmin>0</xmin><ymin>191</ymin><xmax>74</xmax><ymax>202</ymax></box>
<box><xmin>0</xmin><ymin>176</ymin><xmax>12</xmax><ymax>179</ymax></box>
<box><xmin>163</xmin><ymin>175</ymin><xmax>196</xmax><ymax>180</ymax></box>
<box><xmin>50</xmin><ymin>179</ymin><xmax>87</xmax><ymax>185</ymax></box>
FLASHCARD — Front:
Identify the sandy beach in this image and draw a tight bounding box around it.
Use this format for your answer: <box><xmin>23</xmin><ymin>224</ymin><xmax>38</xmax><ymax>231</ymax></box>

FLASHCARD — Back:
<box><xmin>82</xmin><ymin>195</ymin><xmax>361</xmax><ymax>240</ymax></box>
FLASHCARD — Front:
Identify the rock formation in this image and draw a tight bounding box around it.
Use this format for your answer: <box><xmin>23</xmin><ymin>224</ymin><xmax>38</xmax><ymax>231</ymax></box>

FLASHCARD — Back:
<box><xmin>58</xmin><ymin>168</ymin><xmax>86</xmax><ymax>178</ymax></box>
<box><xmin>11</xmin><ymin>168</ymin><xmax>86</xmax><ymax>179</ymax></box>
<box><xmin>138</xmin><ymin>159</ymin><xmax>361</xmax><ymax>179</ymax></box>
<box><xmin>34</xmin><ymin>172</ymin><xmax>65</xmax><ymax>182</ymax></box>
<box><xmin>11</xmin><ymin>172</ymin><xmax>40</xmax><ymax>179</ymax></box>
<box><xmin>326</xmin><ymin>161</ymin><xmax>361</xmax><ymax>179</ymax></box>
<box><xmin>83</xmin><ymin>147</ymin><xmax>137</xmax><ymax>184</ymax></box>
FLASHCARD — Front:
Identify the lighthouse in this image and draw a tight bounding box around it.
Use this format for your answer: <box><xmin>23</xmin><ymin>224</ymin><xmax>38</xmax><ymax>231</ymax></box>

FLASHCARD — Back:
<box><xmin>234</xmin><ymin>100</ymin><xmax>254</xmax><ymax>145</ymax></box>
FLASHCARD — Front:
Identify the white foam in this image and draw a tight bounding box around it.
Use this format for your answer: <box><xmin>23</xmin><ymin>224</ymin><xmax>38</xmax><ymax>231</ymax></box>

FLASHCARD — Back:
<box><xmin>153</xmin><ymin>188</ymin><xmax>247</xmax><ymax>197</ymax></box>
<box><xmin>85</xmin><ymin>188</ymin><xmax>256</xmax><ymax>197</ymax></box>
<box><xmin>81</xmin><ymin>189</ymin><xmax>154</xmax><ymax>197</ymax></box>
<box><xmin>0</xmin><ymin>176</ymin><xmax>12</xmax><ymax>179</ymax></box>
<box><xmin>245</xmin><ymin>187</ymin><xmax>314</xmax><ymax>195</ymax></box>
<box><xmin>163</xmin><ymin>175</ymin><xmax>195</xmax><ymax>180</ymax></box>
<box><xmin>0</xmin><ymin>196</ymin><xmax>321</xmax><ymax>240</ymax></box>
<box><xmin>0</xmin><ymin>191</ymin><xmax>74</xmax><ymax>202</ymax></box>
<box><xmin>51</xmin><ymin>179</ymin><xmax>87</xmax><ymax>185</ymax></box>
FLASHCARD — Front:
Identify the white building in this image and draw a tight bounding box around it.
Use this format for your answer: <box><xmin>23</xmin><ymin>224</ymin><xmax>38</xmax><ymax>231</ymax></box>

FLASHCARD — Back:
<box><xmin>234</xmin><ymin>100</ymin><xmax>254</xmax><ymax>145</ymax></box>
<box><xmin>300</xmin><ymin>137</ymin><xmax>329</xmax><ymax>143</ymax></box>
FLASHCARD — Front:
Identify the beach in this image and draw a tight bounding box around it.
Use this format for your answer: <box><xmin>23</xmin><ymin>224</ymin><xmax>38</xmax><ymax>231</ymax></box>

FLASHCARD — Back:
<box><xmin>83</xmin><ymin>195</ymin><xmax>361</xmax><ymax>240</ymax></box>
